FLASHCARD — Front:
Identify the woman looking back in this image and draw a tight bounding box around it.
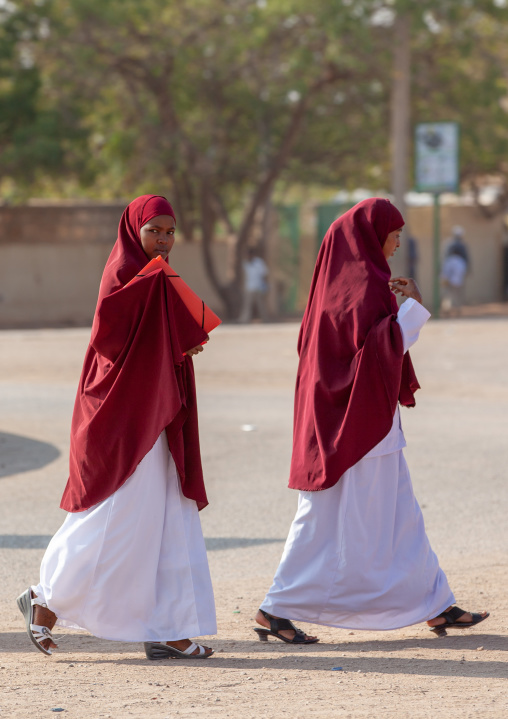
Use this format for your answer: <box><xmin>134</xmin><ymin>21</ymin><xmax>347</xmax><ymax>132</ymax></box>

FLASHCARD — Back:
<box><xmin>18</xmin><ymin>195</ymin><xmax>217</xmax><ymax>660</ymax></box>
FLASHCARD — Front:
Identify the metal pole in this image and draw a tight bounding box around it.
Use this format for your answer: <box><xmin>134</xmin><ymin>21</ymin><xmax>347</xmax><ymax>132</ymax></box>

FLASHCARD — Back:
<box><xmin>433</xmin><ymin>193</ymin><xmax>441</xmax><ymax>317</ymax></box>
<box><xmin>390</xmin><ymin>13</ymin><xmax>411</xmax><ymax>278</ymax></box>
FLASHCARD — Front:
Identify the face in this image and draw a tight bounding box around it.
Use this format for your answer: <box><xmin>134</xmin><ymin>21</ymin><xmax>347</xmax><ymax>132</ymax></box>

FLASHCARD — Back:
<box><xmin>383</xmin><ymin>227</ymin><xmax>402</xmax><ymax>259</ymax></box>
<box><xmin>139</xmin><ymin>214</ymin><xmax>176</xmax><ymax>260</ymax></box>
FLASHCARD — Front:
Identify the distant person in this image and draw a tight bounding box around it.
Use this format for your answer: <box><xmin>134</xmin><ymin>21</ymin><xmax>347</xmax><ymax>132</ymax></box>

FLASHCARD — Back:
<box><xmin>240</xmin><ymin>247</ymin><xmax>269</xmax><ymax>323</ymax></box>
<box><xmin>445</xmin><ymin>225</ymin><xmax>471</xmax><ymax>267</ymax></box>
<box><xmin>441</xmin><ymin>225</ymin><xmax>470</xmax><ymax>315</ymax></box>
<box><xmin>407</xmin><ymin>233</ymin><xmax>419</xmax><ymax>281</ymax></box>
<box><xmin>17</xmin><ymin>195</ymin><xmax>217</xmax><ymax>660</ymax></box>
<box><xmin>253</xmin><ymin>198</ymin><xmax>488</xmax><ymax>645</ymax></box>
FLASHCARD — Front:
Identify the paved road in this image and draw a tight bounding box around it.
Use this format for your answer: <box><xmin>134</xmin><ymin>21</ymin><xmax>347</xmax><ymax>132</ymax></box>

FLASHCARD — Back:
<box><xmin>1</xmin><ymin>319</ymin><xmax>507</xmax><ymax>718</ymax></box>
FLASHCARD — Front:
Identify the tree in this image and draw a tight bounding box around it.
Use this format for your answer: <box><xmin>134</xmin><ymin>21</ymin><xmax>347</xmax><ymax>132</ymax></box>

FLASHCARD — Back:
<box><xmin>0</xmin><ymin>3</ymin><xmax>88</xmax><ymax>198</ymax></box>
<box><xmin>409</xmin><ymin>0</ymin><xmax>508</xmax><ymax>213</ymax></box>
<box><xmin>2</xmin><ymin>0</ymin><xmax>508</xmax><ymax>315</ymax></box>
<box><xmin>15</xmin><ymin>0</ymin><xmax>401</xmax><ymax>316</ymax></box>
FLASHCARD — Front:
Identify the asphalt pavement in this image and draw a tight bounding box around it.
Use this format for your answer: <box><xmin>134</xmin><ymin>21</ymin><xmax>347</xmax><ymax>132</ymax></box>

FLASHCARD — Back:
<box><xmin>1</xmin><ymin>318</ymin><xmax>507</xmax><ymax>718</ymax></box>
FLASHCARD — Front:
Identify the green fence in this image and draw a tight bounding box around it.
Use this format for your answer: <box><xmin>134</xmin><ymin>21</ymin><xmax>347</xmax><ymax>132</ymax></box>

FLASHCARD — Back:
<box><xmin>275</xmin><ymin>204</ymin><xmax>300</xmax><ymax>314</ymax></box>
<box><xmin>274</xmin><ymin>202</ymin><xmax>354</xmax><ymax>315</ymax></box>
<box><xmin>316</xmin><ymin>203</ymin><xmax>353</xmax><ymax>252</ymax></box>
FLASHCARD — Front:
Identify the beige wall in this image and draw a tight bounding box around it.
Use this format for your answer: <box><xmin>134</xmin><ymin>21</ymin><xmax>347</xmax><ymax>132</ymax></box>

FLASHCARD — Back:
<box><xmin>0</xmin><ymin>202</ymin><xmax>504</xmax><ymax>327</ymax></box>
<box><xmin>296</xmin><ymin>204</ymin><xmax>506</xmax><ymax>313</ymax></box>
<box><xmin>0</xmin><ymin>204</ymin><xmax>228</xmax><ymax>328</ymax></box>
<box><xmin>0</xmin><ymin>244</ymin><xmax>112</xmax><ymax>327</ymax></box>
<box><xmin>406</xmin><ymin>205</ymin><xmax>505</xmax><ymax>309</ymax></box>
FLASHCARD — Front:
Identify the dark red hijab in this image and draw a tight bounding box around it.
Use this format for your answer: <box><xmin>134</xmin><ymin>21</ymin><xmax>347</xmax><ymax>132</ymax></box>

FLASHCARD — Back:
<box><xmin>60</xmin><ymin>195</ymin><xmax>209</xmax><ymax>512</ymax></box>
<box><xmin>288</xmin><ymin>198</ymin><xmax>420</xmax><ymax>492</ymax></box>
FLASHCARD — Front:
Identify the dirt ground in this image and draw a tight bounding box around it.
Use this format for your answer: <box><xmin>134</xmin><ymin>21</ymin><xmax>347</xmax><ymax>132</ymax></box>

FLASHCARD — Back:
<box><xmin>1</xmin><ymin>317</ymin><xmax>507</xmax><ymax>718</ymax></box>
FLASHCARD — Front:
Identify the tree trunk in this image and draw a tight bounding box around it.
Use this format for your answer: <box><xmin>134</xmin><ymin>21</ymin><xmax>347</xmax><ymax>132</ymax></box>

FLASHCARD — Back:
<box><xmin>198</xmin><ymin>71</ymin><xmax>352</xmax><ymax>320</ymax></box>
<box><xmin>199</xmin><ymin>179</ymin><xmax>242</xmax><ymax>318</ymax></box>
<box><xmin>390</xmin><ymin>12</ymin><xmax>411</xmax><ymax>277</ymax></box>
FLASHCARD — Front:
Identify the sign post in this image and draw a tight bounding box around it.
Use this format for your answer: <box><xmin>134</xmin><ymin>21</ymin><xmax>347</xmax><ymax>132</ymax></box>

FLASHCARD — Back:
<box><xmin>432</xmin><ymin>193</ymin><xmax>441</xmax><ymax>317</ymax></box>
<box><xmin>414</xmin><ymin>122</ymin><xmax>460</xmax><ymax>316</ymax></box>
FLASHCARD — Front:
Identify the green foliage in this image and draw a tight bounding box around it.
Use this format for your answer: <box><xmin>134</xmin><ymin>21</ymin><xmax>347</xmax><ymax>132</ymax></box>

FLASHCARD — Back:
<box><xmin>0</xmin><ymin>0</ymin><xmax>507</xmax><ymax>310</ymax></box>
<box><xmin>0</xmin><ymin>2</ymin><xmax>89</xmax><ymax>197</ymax></box>
<box><xmin>2</xmin><ymin>0</ymin><xmax>508</xmax><ymax>200</ymax></box>
<box><xmin>411</xmin><ymin>4</ymin><xmax>508</xmax><ymax>180</ymax></box>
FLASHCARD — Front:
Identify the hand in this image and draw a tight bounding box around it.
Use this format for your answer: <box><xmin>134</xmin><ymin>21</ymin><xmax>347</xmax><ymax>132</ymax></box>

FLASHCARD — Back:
<box><xmin>185</xmin><ymin>335</ymin><xmax>209</xmax><ymax>357</ymax></box>
<box><xmin>389</xmin><ymin>277</ymin><xmax>423</xmax><ymax>304</ymax></box>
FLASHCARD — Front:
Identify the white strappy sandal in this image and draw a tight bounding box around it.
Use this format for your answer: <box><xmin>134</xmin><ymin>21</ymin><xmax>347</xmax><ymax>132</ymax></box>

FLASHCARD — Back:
<box><xmin>16</xmin><ymin>588</ymin><xmax>57</xmax><ymax>656</ymax></box>
<box><xmin>144</xmin><ymin>641</ymin><xmax>213</xmax><ymax>660</ymax></box>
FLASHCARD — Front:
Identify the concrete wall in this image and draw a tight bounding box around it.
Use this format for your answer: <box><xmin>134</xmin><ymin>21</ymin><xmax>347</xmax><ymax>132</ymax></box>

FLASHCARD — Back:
<box><xmin>295</xmin><ymin>203</ymin><xmax>506</xmax><ymax>313</ymax></box>
<box><xmin>0</xmin><ymin>204</ymin><xmax>228</xmax><ymax>328</ymax></box>
<box><xmin>0</xmin><ymin>201</ymin><xmax>505</xmax><ymax>327</ymax></box>
<box><xmin>406</xmin><ymin>205</ymin><xmax>505</xmax><ymax>309</ymax></box>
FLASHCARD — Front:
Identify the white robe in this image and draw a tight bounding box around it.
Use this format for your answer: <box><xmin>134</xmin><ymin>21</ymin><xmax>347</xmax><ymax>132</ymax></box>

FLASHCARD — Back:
<box><xmin>34</xmin><ymin>432</ymin><xmax>216</xmax><ymax>642</ymax></box>
<box><xmin>261</xmin><ymin>299</ymin><xmax>455</xmax><ymax>630</ymax></box>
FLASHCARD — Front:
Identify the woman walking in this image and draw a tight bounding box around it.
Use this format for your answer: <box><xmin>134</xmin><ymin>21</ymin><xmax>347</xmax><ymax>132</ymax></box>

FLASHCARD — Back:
<box><xmin>18</xmin><ymin>195</ymin><xmax>217</xmax><ymax>659</ymax></box>
<box><xmin>254</xmin><ymin>198</ymin><xmax>488</xmax><ymax>643</ymax></box>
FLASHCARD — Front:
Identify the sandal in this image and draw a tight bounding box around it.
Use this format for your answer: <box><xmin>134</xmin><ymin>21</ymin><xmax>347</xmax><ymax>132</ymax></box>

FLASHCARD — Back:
<box><xmin>144</xmin><ymin>641</ymin><xmax>214</xmax><ymax>660</ymax></box>
<box><xmin>253</xmin><ymin>609</ymin><xmax>319</xmax><ymax>644</ymax></box>
<box><xmin>16</xmin><ymin>588</ymin><xmax>57</xmax><ymax>656</ymax></box>
<box><xmin>429</xmin><ymin>606</ymin><xmax>490</xmax><ymax>636</ymax></box>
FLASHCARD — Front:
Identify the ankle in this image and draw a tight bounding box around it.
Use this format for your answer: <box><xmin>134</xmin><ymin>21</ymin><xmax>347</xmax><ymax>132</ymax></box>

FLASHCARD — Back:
<box><xmin>34</xmin><ymin>604</ymin><xmax>57</xmax><ymax>629</ymax></box>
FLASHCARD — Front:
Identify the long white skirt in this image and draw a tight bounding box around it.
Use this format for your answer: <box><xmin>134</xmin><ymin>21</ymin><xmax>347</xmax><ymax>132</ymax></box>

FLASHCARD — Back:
<box><xmin>34</xmin><ymin>433</ymin><xmax>216</xmax><ymax>642</ymax></box>
<box><xmin>261</xmin><ymin>449</ymin><xmax>454</xmax><ymax>630</ymax></box>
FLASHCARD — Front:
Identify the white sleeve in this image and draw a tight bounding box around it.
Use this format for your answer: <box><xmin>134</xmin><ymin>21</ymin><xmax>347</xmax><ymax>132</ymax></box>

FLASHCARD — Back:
<box><xmin>396</xmin><ymin>298</ymin><xmax>431</xmax><ymax>353</ymax></box>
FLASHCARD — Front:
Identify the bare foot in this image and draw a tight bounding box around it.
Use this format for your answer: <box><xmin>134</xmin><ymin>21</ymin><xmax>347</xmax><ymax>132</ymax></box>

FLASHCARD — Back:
<box><xmin>31</xmin><ymin>591</ymin><xmax>58</xmax><ymax>651</ymax></box>
<box><xmin>166</xmin><ymin>639</ymin><xmax>213</xmax><ymax>657</ymax></box>
<box><xmin>427</xmin><ymin>606</ymin><xmax>489</xmax><ymax>627</ymax></box>
<box><xmin>255</xmin><ymin>609</ymin><xmax>318</xmax><ymax>642</ymax></box>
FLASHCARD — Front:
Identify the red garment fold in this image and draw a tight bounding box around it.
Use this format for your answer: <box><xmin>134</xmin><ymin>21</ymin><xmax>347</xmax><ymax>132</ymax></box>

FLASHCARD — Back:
<box><xmin>60</xmin><ymin>195</ymin><xmax>209</xmax><ymax>512</ymax></box>
<box><xmin>288</xmin><ymin>198</ymin><xmax>420</xmax><ymax>493</ymax></box>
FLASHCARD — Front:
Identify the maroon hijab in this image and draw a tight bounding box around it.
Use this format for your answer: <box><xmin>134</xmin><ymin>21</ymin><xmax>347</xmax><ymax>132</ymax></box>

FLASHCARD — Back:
<box><xmin>288</xmin><ymin>198</ymin><xmax>420</xmax><ymax>492</ymax></box>
<box><xmin>60</xmin><ymin>195</ymin><xmax>209</xmax><ymax>512</ymax></box>
<box><xmin>94</xmin><ymin>194</ymin><xmax>176</xmax><ymax>294</ymax></box>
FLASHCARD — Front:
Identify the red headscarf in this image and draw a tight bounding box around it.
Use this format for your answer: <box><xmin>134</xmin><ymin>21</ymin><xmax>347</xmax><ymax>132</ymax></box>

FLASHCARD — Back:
<box><xmin>60</xmin><ymin>195</ymin><xmax>209</xmax><ymax>512</ymax></box>
<box><xmin>288</xmin><ymin>198</ymin><xmax>420</xmax><ymax>492</ymax></box>
<box><xmin>94</xmin><ymin>194</ymin><xmax>176</xmax><ymax>295</ymax></box>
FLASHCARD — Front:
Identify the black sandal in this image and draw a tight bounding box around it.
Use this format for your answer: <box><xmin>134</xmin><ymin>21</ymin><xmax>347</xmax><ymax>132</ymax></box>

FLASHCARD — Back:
<box><xmin>253</xmin><ymin>609</ymin><xmax>319</xmax><ymax>644</ymax></box>
<box><xmin>429</xmin><ymin>606</ymin><xmax>489</xmax><ymax>636</ymax></box>
<box><xmin>144</xmin><ymin>641</ymin><xmax>214</xmax><ymax>660</ymax></box>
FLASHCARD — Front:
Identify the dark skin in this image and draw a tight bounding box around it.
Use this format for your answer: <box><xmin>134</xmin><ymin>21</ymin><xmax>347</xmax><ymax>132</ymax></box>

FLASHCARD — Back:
<box><xmin>255</xmin><ymin>228</ymin><xmax>486</xmax><ymax>641</ymax></box>
<box><xmin>138</xmin><ymin>214</ymin><xmax>210</xmax><ymax>653</ymax></box>
<box><xmin>140</xmin><ymin>214</ymin><xmax>205</xmax><ymax>358</ymax></box>
<box><xmin>139</xmin><ymin>214</ymin><xmax>176</xmax><ymax>261</ymax></box>
<box><xmin>34</xmin><ymin>215</ymin><xmax>211</xmax><ymax>656</ymax></box>
<box><xmin>254</xmin><ymin>610</ymin><xmax>317</xmax><ymax>642</ymax></box>
<box><xmin>386</xmin><ymin>228</ymin><xmax>487</xmax><ymax>629</ymax></box>
<box><xmin>384</xmin><ymin>227</ymin><xmax>423</xmax><ymax>304</ymax></box>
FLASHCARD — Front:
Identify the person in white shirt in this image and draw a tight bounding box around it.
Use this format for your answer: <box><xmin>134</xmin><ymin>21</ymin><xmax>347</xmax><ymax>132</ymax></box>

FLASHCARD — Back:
<box><xmin>441</xmin><ymin>226</ymin><xmax>470</xmax><ymax>315</ymax></box>
<box><xmin>240</xmin><ymin>247</ymin><xmax>269</xmax><ymax>323</ymax></box>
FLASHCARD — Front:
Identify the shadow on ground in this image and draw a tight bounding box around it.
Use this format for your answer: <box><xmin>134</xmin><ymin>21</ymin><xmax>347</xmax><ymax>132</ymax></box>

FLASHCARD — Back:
<box><xmin>0</xmin><ymin>431</ymin><xmax>60</xmax><ymax>478</ymax></box>
<box><xmin>205</xmin><ymin>537</ymin><xmax>285</xmax><ymax>551</ymax></box>
<box><xmin>0</xmin><ymin>535</ymin><xmax>284</xmax><ymax>550</ymax></box>
<box><xmin>3</xmin><ymin>633</ymin><xmax>507</xmax><ymax>679</ymax></box>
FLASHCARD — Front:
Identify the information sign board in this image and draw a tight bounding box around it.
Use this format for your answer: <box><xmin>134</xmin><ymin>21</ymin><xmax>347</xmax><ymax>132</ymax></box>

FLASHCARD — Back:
<box><xmin>415</xmin><ymin>122</ymin><xmax>459</xmax><ymax>193</ymax></box>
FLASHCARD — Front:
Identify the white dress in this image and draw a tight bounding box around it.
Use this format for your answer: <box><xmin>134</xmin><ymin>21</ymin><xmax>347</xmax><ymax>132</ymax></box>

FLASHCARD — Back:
<box><xmin>33</xmin><ymin>432</ymin><xmax>216</xmax><ymax>642</ymax></box>
<box><xmin>261</xmin><ymin>299</ymin><xmax>455</xmax><ymax>630</ymax></box>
